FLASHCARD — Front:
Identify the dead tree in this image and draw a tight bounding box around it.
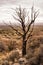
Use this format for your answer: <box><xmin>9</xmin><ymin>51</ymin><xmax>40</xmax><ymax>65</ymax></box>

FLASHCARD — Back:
<box><xmin>4</xmin><ymin>6</ymin><xmax>39</xmax><ymax>56</ymax></box>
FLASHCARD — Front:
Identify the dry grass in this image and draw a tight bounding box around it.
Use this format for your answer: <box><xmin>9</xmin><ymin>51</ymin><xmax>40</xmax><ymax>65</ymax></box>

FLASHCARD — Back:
<box><xmin>0</xmin><ymin>25</ymin><xmax>43</xmax><ymax>65</ymax></box>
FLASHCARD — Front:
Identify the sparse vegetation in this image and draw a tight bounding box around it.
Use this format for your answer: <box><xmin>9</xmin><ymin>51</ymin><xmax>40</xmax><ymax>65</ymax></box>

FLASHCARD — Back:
<box><xmin>7</xmin><ymin>41</ymin><xmax>18</xmax><ymax>51</ymax></box>
<box><xmin>0</xmin><ymin>42</ymin><xmax>8</xmax><ymax>52</ymax></box>
<box><xmin>0</xmin><ymin>26</ymin><xmax>43</xmax><ymax>65</ymax></box>
<box><xmin>0</xmin><ymin>6</ymin><xmax>43</xmax><ymax>65</ymax></box>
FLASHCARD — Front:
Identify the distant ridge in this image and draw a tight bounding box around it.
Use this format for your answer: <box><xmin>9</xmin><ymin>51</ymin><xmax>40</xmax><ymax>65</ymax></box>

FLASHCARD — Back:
<box><xmin>0</xmin><ymin>22</ymin><xmax>43</xmax><ymax>29</ymax></box>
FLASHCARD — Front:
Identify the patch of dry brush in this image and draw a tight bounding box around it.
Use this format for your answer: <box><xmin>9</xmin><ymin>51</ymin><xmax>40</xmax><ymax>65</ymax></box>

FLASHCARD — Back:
<box><xmin>0</xmin><ymin>37</ymin><xmax>43</xmax><ymax>65</ymax></box>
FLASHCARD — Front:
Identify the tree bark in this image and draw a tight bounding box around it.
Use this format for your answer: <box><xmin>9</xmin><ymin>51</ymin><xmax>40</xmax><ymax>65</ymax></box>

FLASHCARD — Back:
<box><xmin>22</xmin><ymin>41</ymin><xmax>27</xmax><ymax>56</ymax></box>
<box><xmin>22</xmin><ymin>34</ymin><xmax>27</xmax><ymax>56</ymax></box>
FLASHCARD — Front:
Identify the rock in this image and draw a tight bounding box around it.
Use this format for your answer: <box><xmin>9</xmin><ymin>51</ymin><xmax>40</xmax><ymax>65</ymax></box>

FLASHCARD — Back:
<box><xmin>9</xmin><ymin>61</ymin><xmax>13</xmax><ymax>65</ymax></box>
<box><xmin>13</xmin><ymin>63</ymin><xmax>20</xmax><ymax>65</ymax></box>
<box><xmin>19</xmin><ymin>57</ymin><xmax>27</xmax><ymax>65</ymax></box>
<box><xmin>16</xmin><ymin>48</ymin><xmax>22</xmax><ymax>57</ymax></box>
<box><xmin>2</xmin><ymin>60</ymin><xmax>9</xmax><ymax>65</ymax></box>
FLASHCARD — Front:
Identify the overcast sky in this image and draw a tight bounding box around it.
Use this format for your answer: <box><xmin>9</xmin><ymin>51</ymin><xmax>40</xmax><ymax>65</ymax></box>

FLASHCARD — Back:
<box><xmin>0</xmin><ymin>0</ymin><xmax>43</xmax><ymax>24</ymax></box>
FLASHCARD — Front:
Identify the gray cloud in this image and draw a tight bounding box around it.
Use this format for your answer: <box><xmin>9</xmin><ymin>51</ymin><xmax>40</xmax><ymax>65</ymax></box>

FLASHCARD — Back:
<box><xmin>0</xmin><ymin>0</ymin><xmax>43</xmax><ymax>9</ymax></box>
<box><xmin>0</xmin><ymin>0</ymin><xmax>43</xmax><ymax>11</ymax></box>
<box><xmin>0</xmin><ymin>0</ymin><xmax>43</xmax><ymax>23</ymax></box>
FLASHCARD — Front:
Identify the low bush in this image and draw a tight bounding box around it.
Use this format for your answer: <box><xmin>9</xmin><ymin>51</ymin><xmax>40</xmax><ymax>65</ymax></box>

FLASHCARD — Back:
<box><xmin>7</xmin><ymin>41</ymin><xmax>18</xmax><ymax>51</ymax></box>
<box><xmin>0</xmin><ymin>42</ymin><xmax>8</xmax><ymax>52</ymax></box>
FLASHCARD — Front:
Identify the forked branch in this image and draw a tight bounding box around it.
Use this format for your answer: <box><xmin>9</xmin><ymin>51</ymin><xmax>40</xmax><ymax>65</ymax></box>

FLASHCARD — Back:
<box><xmin>12</xmin><ymin>7</ymin><xmax>26</xmax><ymax>34</ymax></box>
<box><xmin>3</xmin><ymin>21</ymin><xmax>23</xmax><ymax>36</ymax></box>
<box><xmin>26</xmin><ymin>6</ymin><xmax>39</xmax><ymax>34</ymax></box>
<box><xmin>26</xmin><ymin>23</ymin><xmax>34</xmax><ymax>41</ymax></box>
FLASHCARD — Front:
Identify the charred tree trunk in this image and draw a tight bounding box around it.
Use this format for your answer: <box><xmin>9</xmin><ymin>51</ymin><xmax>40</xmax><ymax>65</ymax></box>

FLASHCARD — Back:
<box><xmin>22</xmin><ymin>40</ymin><xmax>27</xmax><ymax>56</ymax></box>
<box><xmin>22</xmin><ymin>34</ymin><xmax>27</xmax><ymax>56</ymax></box>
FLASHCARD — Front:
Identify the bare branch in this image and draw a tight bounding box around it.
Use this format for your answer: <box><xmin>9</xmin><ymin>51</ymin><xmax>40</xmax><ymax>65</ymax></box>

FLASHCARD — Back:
<box><xmin>34</xmin><ymin>9</ymin><xmax>39</xmax><ymax>21</ymax></box>
<box><xmin>26</xmin><ymin>20</ymin><xmax>34</xmax><ymax>34</ymax></box>
<box><xmin>3</xmin><ymin>21</ymin><xmax>23</xmax><ymax>36</ymax></box>
<box><xmin>12</xmin><ymin>7</ymin><xmax>26</xmax><ymax>34</ymax></box>
<box><xmin>12</xmin><ymin>15</ymin><xmax>21</xmax><ymax>23</ymax></box>
<box><xmin>26</xmin><ymin>23</ymin><xmax>34</xmax><ymax>41</ymax></box>
<box><xmin>11</xmin><ymin>7</ymin><xmax>22</xmax><ymax>24</ymax></box>
<box><xmin>26</xmin><ymin>6</ymin><xmax>39</xmax><ymax>34</ymax></box>
<box><xmin>15</xmin><ymin>7</ymin><xmax>22</xmax><ymax>23</ymax></box>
